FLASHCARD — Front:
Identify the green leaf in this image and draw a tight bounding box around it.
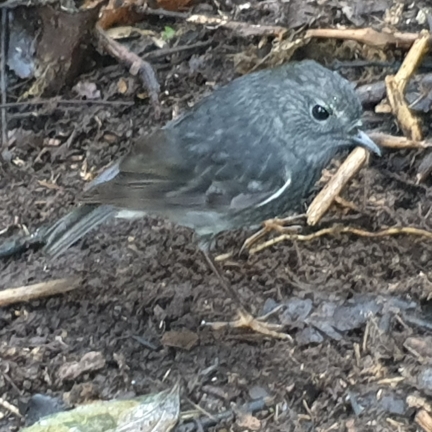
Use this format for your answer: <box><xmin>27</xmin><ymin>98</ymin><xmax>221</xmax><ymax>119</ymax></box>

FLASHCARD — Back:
<box><xmin>22</xmin><ymin>383</ymin><xmax>181</xmax><ymax>432</ymax></box>
<box><xmin>162</xmin><ymin>26</ymin><xmax>176</xmax><ymax>41</ymax></box>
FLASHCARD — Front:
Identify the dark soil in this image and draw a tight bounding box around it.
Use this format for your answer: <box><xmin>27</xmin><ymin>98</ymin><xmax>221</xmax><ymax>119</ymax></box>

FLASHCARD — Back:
<box><xmin>2</xmin><ymin>1</ymin><xmax>432</xmax><ymax>431</ymax></box>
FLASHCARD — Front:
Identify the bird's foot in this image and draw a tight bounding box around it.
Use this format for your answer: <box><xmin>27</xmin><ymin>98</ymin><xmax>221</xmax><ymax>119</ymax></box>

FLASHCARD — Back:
<box><xmin>203</xmin><ymin>307</ymin><xmax>291</xmax><ymax>340</ymax></box>
<box><xmin>240</xmin><ymin>214</ymin><xmax>306</xmax><ymax>254</ymax></box>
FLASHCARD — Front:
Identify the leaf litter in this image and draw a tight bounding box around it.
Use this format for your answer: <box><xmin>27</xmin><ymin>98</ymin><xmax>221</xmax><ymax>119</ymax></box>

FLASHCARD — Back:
<box><xmin>1</xmin><ymin>0</ymin><xmax>432</xmax><ymax>431</ymax></box>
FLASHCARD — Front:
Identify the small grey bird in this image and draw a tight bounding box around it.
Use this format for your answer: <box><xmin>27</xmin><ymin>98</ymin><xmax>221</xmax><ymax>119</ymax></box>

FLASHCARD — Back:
<box><xmin>9</xmin><ymin>60</ymin><xmax>382</xmax><ymax>338</ymax></box>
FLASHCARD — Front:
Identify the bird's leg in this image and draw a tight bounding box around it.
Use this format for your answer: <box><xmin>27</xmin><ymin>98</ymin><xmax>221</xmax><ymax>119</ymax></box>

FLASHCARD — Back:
<box><xmin>240</xmin><ymin>213</ymin><xmax>306</xmax><ymax>254</ymax></box>
<box><xmin>201</xmin><ymin>250</ymin><xmax>291</xmax><ymax>340</ymax></box>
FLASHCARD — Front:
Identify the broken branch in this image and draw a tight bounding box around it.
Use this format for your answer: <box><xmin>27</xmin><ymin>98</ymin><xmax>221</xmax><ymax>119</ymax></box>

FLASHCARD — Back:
<box><xmin>415</xmin><ymin>409</ymin><xmax>432</xmax><ymax>432</ymax></box>
<box><xmin>95</xmin><ymin>24</ymin><xmax>161</xmax><ymax>118</ymax></box>
<box><xmin>142</xmin><ymin>8</ymin><xmax>288</xmax><ymax>38</ymax></box>
<box><xmin>0</xmin><ymin>278</ymin><xmax>81</xmax><ymax>307</ymax></box>
<box><xmin>186</xmin><ymin>14</ymin><xmax>287</xmax><ymax>38</ymax></box>
<box><xmin>368</xmin><ymin>132</ymin><xmax>432</xmax><ymax>150</ymax></box>
<box><xmin>305</xmin><ymin>28</ymin><xmax>430</xmax><ymax>49</ymax></box>
<box><xmin>307</xmin><ymin>147</ymin><xmax>369</xmax><ymax>226</ymax></box>
<box><xmin>385</xmin><ymin>32</ymin><xmax>430</xmax><ymax>141</ymax></box>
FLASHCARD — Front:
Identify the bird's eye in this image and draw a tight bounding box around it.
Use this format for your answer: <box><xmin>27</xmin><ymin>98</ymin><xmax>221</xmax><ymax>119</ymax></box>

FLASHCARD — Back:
<box><xmin>312</xmin><ymin>105</ymin><xmax>330</xmax><ymax>121</ymax></box>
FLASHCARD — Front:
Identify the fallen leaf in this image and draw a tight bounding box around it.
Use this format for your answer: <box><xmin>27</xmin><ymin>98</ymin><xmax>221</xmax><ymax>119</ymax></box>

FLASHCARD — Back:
<box><xmin>161</xmin><ymin>329</ymin><xmax>199</xmax><ymax>351</ymax></box>
<box><xmin>57</xmin><ymin>351</ymin><xmax>106</xmax><ymax>381</ymax></box>
<box><xmin>22</xmin><ymin>382</ymin><xmax>181</xmax><ymax>432</ymax></box>
<box><xmin>162</xmin><ymin>26</ymin><xmax>176</xmax><ymax>41</ymax></box>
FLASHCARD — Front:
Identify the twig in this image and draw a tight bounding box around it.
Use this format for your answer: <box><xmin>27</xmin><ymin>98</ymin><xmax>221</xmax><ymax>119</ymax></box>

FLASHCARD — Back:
<box><xmin>95</xmin><ymin>24</ymin><xmax>161</xmax><ymax>118</ymax></box>
<box><xmin>1</xmin><ymin>9</ymin><xmax>7</xmax><ymax>158</ymax></box>
<box><xmin>368</xmin><ymin>132</ymin><xmax>432</xmax><ymax>149</ymax></box>
<box><xmin>332</xmin><ymin>59</ymin><xmax>402</xmax><ymax>70</ymax></box>
<box><xmin>143</xmin><ymin>41</ymin><xmax>212</xmax><ymax>61</ymax></box>
<box><xmin>385</xmin><ymin>32</ymin><xmax>430</xmax><ymax>141</ymax></box>
<box><xmin>415</xmin><ymin>409</ymin><xmax>432</xmax><ymax>432</ymax></box>
<box><xmin>0</xmin><ymin>0</ymin><xmax>58</xmax><ymax>7</ymax></box>
<box><xmin>0</xmin><ymin>99</ymin><xmax>134</xmax><ymax>109</ymax></box>
<box><xmin>307</xmin><ymin>147</ymin><xmax>369</xmax><ymax>226</ymax></box>
<box><xmin>248</xmin><ymin>226</ymin><xmax>432</xmax><ymax>255</ymax></box>
<box><xmin>186</xmin><ymin>14</ymin><xmax>287</xmax><ymax>38</ymax></box>
<box><xmin>214</xmin><ymin>252</ymin><xmax>233</xmax><ymax>262</ymax></box>
<box><xmin>391</xmin><ymin>33</ymin><xmax>430</xmax><ymax>94</ymax></box>
<box><xmin>407</xmin><ymin>395</ymin><xmax>432</xmax><ymax>413</ymax></box>
<box><xmin>0</xmin><ymin>278</ymin><xmax>81</xmax><ymax>307</ymax></box>
<box><xmin>305</xmin><ymin>28</ymin><xmax>429</xmax><ymax>49</ymax></box>
<box><xmin>0</xmin><ymin>397</ymin><xmax>22</xmax><ymax>418</ymax></box>
<box><xmin>142</xmin><ymin>8</ymin><xmax>287</xmax><ymax>38</ymax></box>
<box><xmin>140</xmin><ymin>7</ymin><xmax>187</xmax><ymax>20</ymax></box>
<box><xmin>308</xmin><ymin>33</ymin><xmax>430</xmax><ymax>227</ymax></box>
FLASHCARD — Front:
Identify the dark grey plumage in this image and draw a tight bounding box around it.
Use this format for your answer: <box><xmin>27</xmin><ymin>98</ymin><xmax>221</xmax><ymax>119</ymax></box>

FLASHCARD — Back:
<box><xmin>43</xmin><ymin>60</ymin><xmax>380</xmax><ymax>257</ymax></box>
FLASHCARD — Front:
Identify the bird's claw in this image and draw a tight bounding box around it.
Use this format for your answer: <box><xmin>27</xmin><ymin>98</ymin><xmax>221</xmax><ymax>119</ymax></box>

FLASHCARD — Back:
<box><xmin>203</xmin><ymin>308</ymin><xmax>292</xmax><ymax>340</ymax></box>
<box><xmin>240</xmin><ymin>214</ymin><xmax>306</xmax><ymax>254</ymax></box>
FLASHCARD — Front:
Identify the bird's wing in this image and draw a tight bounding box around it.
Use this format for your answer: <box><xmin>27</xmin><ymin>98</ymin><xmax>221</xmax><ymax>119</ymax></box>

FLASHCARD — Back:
<box><xmin>81</xmin><ymin>128</ymin><xmax>289</xmax><ymax>215</ymax></box>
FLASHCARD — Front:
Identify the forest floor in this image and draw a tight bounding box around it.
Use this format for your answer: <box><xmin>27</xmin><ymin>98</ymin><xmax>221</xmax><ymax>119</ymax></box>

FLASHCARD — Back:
<box><xmin>1</xmin><ymin>0</ymin><xmax>432</xmax><ymax>431</ymax></box>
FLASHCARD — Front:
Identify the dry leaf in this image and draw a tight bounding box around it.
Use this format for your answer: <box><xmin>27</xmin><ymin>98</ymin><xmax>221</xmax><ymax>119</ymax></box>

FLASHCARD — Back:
<box><xmin>161</xmin><ymin>329</ymin><xmax>199</xmax><ymax>351</ymax></box>
<box><xmin>57</xmin><ymin>351</ymin><xmax>106</xmax><ymax>381</ymax></box>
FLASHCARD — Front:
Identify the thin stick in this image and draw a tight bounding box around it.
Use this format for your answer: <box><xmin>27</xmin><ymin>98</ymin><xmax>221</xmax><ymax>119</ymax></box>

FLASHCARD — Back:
<box><xmin>248</xmin><ymin>226</ymin><xmax>432</xmax><ymax>255</ymax></box>
<box><xmin>415</xmin><ymin>410</ymin><xmax>432</xmax><ymax>432</ymax></box>
<box><xmin>95</xmin><ymin>25</ymin><xmax>161</xmax><ymax>118</ymax></box>
<box><xmin>0</xmin><ymin>397</ymin><xmax>22</xmax><ymax>418</ymax></box>
<box><xmin>139</xmin><ymin>6</ymin><xmax>187</xmax><ymax>20</ymax></box>
<box><xmin>141</xmin><ymin>8</ymin><xmax>287</xmax><ymax>38</ymax></box>
<box><xmin>0</xmin><ymin>9</ymin><xmax>7</xmax><ymax>155</ymax></box>
<box><xmin>368</xmin><ymin>132</ymin><xmax>432</xmax><ymax>149</ymax></box>
<box><xmin>307</xmin><ymin>147</ymin><xmax>369</xmax><ymax>226</ymax></box>
<box><xmin>307</xmin><ymin>34</ymin><xmax>430</xmax><ymax>226</ymax></box>
<box><xmin>305</xmin><ymin>28</ymin><xmax>428</xmax><ymax>49</ymax></box>
<box><xmin>385</xmin><ymin>32</ymin><xmax>430</xmax><ymax>141</ymax></box>
<box><xmin>394</xmin><ymin>32</ymin><xmax>430</xmax><ymax>93</ymax></box>
<box><xmin>186</xmin><ymin>14</ymin><xmax>287</xmax><ymax>38</ymax></box>
<box><xmin>0</xmin><ymin>278</ymin><xmax>81</xmax><ymax>307</ymax></box>
<box><xmin>143</xmin><ymin>41</ymin><xmax>212</xmax><ymax>60</ymax></box>
<box><xmin>0</xmin><ymin>99</ymin><xmax>134</xmax><ymax>109</ymax></box>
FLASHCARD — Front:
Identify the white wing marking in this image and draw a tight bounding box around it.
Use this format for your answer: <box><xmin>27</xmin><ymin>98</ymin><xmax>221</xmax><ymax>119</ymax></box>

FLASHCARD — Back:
<box><xmin>256</xmin><ymin>172</ymin><xmax>291</xmax><ymax>207</ymax></box>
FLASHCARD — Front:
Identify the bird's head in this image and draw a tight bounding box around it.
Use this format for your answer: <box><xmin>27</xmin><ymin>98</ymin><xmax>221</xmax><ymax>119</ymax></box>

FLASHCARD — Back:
<box><xmin>278</xmin><ymin>61</ymin><xmax>381</xmax><ymax>162</ymax></box>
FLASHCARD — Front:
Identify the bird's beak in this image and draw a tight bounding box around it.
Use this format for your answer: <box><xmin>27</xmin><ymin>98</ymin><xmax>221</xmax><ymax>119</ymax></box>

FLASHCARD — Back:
<box><xmin>351</xmin><ymin>130</ymin><xmax>382</xmax><ymax>156</ymax></box>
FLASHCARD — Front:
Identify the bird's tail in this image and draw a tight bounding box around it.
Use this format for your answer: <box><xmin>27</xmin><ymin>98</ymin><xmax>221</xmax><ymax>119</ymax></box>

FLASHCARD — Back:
<box><xmin>43</xmin><ymin>204</ymin><xmax>116</xmax><ymax>257</ymax></box>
